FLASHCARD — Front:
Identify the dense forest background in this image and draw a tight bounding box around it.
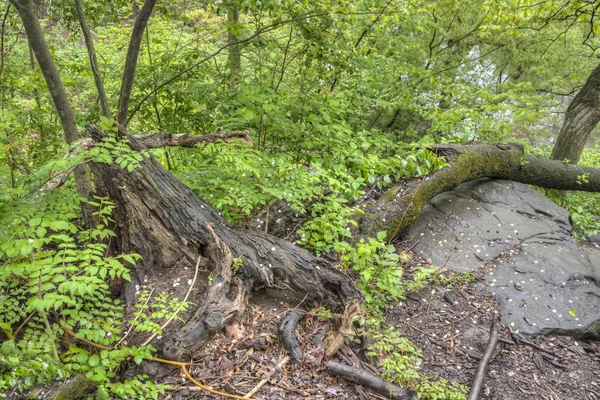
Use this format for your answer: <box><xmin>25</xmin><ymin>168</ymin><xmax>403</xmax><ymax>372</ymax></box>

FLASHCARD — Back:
<box><xmin>1</xmin><ymin>0</ymin><xmax>600</xmax><ymax>399</ymax></box>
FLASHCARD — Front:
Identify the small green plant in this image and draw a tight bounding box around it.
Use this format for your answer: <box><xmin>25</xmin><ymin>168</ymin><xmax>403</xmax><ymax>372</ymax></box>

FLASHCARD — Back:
<box><xmin>365</xmin><ymin>324</ymin><xmax>467</xmax><ymax>400</ymax></box>
<box><xmin>309</xmin><ymin>306</ymin><xmax>333</xmax><ymax>321</ymax></box>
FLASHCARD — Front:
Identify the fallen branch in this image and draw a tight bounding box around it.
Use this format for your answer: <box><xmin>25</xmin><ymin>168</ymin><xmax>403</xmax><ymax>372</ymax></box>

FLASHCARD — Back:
<box><xmin>360</xmin><ymin>143</ymin><xmax>600</xmax><ymax>241</ymax></box>
<box><xmin>467</xmin><ymin>314</ymin><xmax>499</xmax><ymax>400</ymax></box>
<box><xmin>325</xmin><ymin>361</ymin><xmax>418</xmax><ymax>400</ymax></box>
<box><xmin>279</xmin><ymin>310</ymin><xmax>305</xmax><ymax>363</ymax></box>
<box><xmin>133</xmin><ymin>130</ymin><xmax>253</xmax><ymax>149</ymax></box>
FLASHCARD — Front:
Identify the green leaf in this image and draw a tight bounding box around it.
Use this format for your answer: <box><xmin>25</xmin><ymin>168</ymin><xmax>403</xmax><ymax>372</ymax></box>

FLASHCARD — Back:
<box><xmin>29</xmin><ymin>217</ymin><xmax>42</xmax><ymax>227</ymax></box>
<box><xmin>88</xmin><ymin>354</ymin><xmax>100</xmax><ymax>367</ymax></box>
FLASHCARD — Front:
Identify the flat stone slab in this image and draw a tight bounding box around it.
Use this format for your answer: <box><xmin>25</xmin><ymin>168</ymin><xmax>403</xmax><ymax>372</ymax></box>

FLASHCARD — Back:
<box><xmin>409</xmin><ymin>179</ymin><xmax>600</xmax><ymax>338</ymax></box>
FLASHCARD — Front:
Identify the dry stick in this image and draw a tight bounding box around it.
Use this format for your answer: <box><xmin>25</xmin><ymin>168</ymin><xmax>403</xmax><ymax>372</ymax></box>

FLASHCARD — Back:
<box><xmin>142</xmin><ymin>255</ymin><xmax>201</xmax><ymax>346</ymax></box>
<box><xmin>243</xmin><ymin>356</ymin><xmax>290</xmax><ymax>399</ymax></box>
<box><xmin>467</xmin><ymin>314</ymin><xmax>499</xmax><ymax>400</ymax></box>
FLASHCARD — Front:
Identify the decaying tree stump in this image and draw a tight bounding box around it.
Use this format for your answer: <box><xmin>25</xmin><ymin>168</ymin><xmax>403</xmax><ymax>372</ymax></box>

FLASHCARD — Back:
<box><xmin>87</xmin><ymin>126</ymin><xmax>361</xmax><ymax>361</ymax></box>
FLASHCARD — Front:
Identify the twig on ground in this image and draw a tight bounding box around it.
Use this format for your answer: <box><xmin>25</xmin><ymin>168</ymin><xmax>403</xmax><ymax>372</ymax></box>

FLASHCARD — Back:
<box><xmin>243</xmin><ymin>356</ymin><xmax>290</xmax><ymax>398</ymax></box>
<box><xmin>467</xmin><ymin>313</ymin><xmax>499</xmax><ymax>400</ymax></box>
<box><xmin>510</xmin><ymin>332</ymin><xmax>564</xmax><ymax>359</ymax></box>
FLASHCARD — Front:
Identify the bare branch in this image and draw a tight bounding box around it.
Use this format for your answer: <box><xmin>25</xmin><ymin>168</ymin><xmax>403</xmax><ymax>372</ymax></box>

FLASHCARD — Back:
<box><xmin>133</xmin><ymin>130</ymin><xmax>253</xmax><ymax>149</ymax></box>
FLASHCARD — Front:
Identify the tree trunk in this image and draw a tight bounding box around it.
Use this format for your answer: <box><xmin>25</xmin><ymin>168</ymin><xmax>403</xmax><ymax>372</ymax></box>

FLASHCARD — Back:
<box><xmin>11</xmin><ymin>0</ymin><xmax>95</xmax><ymax>226</ymax></box>
<box><xmin>360</xmin><ymin>143</ymin><xmax>600</xmax><ymax>241</ymax></box>
<box><xmin>550</xmin><ymin>62</ymin><xmax>600</xmax><ymax>164</ymax></box>
<box><xmin>74</xmin><ymin>0</ymin><xmax>111</xmax><ymax>119</ymax></box>
<box><xmin>117</xmin><ymin>0</ymin><xmax>157</xmax><ymax>127</ymax></box>
<box><xmin>227</xmin><ymin>2</ymin><xmax>240</xmax><ymax>89</ymax></box>
<box><xmin>86</xmin><ymin>126</ymin><xmax>361</xmax><ymax>361</ymax></box>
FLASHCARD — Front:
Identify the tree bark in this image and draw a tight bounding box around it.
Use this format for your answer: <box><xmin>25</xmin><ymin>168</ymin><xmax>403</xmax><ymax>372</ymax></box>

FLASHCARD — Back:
<box><xmin>74</xmin><ymin>0</ymin><xmax>111</xmax><ymax>119</ymax></box>
<box><xmin>11</xmin><ymin>0</ymin><xmax>95</xmax><ymax>226</ymax></box>
<box><xmin>117</xmin><ymin>0</ymin><xmax>157</xmax><ymax>127</ymax></box>
<box><xmin>551</xmin><ymin>62</ymin><xmax>600</xmax><ymax>164</ymax></box>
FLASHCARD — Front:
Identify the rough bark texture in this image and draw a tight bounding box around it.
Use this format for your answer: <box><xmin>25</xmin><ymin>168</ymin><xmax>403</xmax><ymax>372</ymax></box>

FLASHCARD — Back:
<box><xmin>86</xmin><ymin>126</ymin><xmax>361</xmax><ymax>361</ymax></box>
<box><xmin>74</xmin><ymin>0</ymin><xmax>111</xmax><ymax>119</ymax></box>
<box><xmin>133</xmin><ymin>130</ymin><xmax>252</xmax><ymax>149</ymax></box>
<box><xmin>551</xmin><ymin>62</ymin><xmax>600</xmax><ymax>164</ymax></box>
<box><xmin>360</xmin><ymin>143</ymin><xmax>600</xmax><ymax>241</ymax></box>
<box><xmin>11</xmin><ymin>0</ymin><xmax>95</xmax><ymax>225</ymax></box>
<box><xmin>117</xmin><ymin>0</ymin><xmax>157</xmax><ymax>126</ymax></box>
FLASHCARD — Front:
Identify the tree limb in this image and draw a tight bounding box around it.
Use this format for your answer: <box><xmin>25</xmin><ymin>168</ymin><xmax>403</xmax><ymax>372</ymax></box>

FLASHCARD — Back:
<box><xmin>325</xmin><ymin>361</ymin><xmax>418</xmax><ymax>400</ymax></box>
<box><xmin>359</xmin><ymin>143</ymin><xmax>600</xmax><ymax>241</ymax></box>
<box><xmin>117</xmin><ymin>0</ymin><xmax>157</xmax><ymax>126</ymax></box>
<box><xmin>133</xmin><ymin>130</ymin><xmax>253</xmax><ymax>149</ymax></box>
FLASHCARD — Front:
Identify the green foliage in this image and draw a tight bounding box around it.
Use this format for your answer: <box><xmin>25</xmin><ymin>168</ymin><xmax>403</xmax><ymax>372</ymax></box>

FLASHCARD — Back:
<box><xmin>366</xmin><ymin>325</ymin><xmax>468</xmax><ymax>400</ymax></box>
<box><xmin>0</xmin><ymin>192</ymin><xmax>175</xmax><ymax>398</ymax></box>
<box><xmin>130</xmin><ymin>290</ymin><xmax>190</xmax><ymax>335</ymax></box>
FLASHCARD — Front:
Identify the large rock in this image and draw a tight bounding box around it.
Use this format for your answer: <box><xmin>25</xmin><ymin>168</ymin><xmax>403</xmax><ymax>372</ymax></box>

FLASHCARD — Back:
<box><xmin>409</xmin><ymin>179</ymin><xmax>600</xmax><ymax>338</ymax></box>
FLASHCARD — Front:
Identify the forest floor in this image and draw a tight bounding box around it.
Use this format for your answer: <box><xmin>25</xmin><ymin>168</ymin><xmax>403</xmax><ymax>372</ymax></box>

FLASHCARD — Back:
<box><xmin>152</xmin><ymin>243</ymin><xmax>600</xmax><ymax>400</ymax></box>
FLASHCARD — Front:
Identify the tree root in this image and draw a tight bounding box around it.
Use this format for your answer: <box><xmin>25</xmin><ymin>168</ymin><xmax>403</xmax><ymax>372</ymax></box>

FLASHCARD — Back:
<box><xmin>324</xmin><ymin>299</ymin><xmax>362</xmax><ymax>358</ymax></box>
<box><xmin>279</xmin><ymin>310</ymin><xmax>305</xmax><ymax>363</ymax></box>
<box><xmin>467</xmin><ymin>314</ymin><xmax>499</xmax><ymax>400</ymax></box>
<box><xmin>159</xmin><ymin>224</ymin><xmax>248</xmax><ymax>361</ymax></box>
<box><xmin>325</xmin><ymin>361</ymin><xmax>418</xmax><ymax>400</ymax></box>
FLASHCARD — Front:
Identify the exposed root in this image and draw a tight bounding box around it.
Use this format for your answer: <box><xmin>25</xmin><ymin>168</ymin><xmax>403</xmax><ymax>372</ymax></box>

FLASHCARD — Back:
<box><xmin>160</xmin><ymin>224</ymin><xmax>248</xmax><ymax>361</ymax></box>
<box><xmin>325</xmin><ymin>361</ymin><xmax>418</xmax><ymax>400</ymax></box>
<box><xmin>467</xmin><ymin>313</ymin><xmax>499</xmax><ymax>400</ymax></box>
<box><xmin>279</xmin><ymin>310</ymin><xmax>305</xmax><ymax>363</ymax></box>
<box><xmin>324</xmin><ymin>299</ymin><xmax>362</xmax><ymax>358</ymax></box>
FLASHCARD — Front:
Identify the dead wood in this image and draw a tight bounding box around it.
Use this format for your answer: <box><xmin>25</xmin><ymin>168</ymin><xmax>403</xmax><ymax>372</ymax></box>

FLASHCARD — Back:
<box><xmin>324</xmin><ymin>299</ymin><xmax>362</xmax><ymax>358</ymax></box>
<box><xmin>467</xmin><ymin>314</ymin><xmax>499</xmax><ymax>400</ymax></box>
<box><xmin>86</xmin><ymin>125</ymin><xmax>361</xmax><ymax>361</ymax></box>
<box><xmin>133</xmin><ymin>130</ymin><xmax>253</xmax><ymax>149</ymax></box>
<box><xmin>325</xmin><ymin>361</ymin><xmax>418</xmax><ymax>400</ymax></box>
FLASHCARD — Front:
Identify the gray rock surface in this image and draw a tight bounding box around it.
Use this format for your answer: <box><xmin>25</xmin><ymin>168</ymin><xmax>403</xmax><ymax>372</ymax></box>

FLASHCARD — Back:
<box><xmin>408</xmin><ymin>179</ymin><xmax>600</xmax><ymax>338</ymax></box>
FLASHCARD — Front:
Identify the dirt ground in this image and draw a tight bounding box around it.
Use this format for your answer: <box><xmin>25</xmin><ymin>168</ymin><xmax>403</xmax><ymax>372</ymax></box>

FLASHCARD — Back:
<box><xmin>146</xmin><ymin>248</ymin><xmax>600</xmax><ymax>400</ymax></box>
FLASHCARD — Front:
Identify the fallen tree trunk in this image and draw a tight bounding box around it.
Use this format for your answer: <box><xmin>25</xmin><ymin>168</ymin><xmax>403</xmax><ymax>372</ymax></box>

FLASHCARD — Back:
<box><xmin>359</xmin><ymin>143</ymin><xmax>600</xmax><ymax>241</ymax></box>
